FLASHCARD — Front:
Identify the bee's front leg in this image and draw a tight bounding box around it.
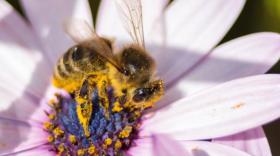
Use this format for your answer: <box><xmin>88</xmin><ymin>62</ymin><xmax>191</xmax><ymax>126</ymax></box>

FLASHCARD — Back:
<box><xmin>75</xmin><ymin>77</ymin><xmax>95</xmax><ymax>137</ymax></box>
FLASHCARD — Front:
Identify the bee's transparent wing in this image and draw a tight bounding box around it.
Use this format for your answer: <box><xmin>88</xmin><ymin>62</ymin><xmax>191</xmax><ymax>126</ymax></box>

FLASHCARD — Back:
<box><xmin>64</xmin><ymin>19</ymin><xmax>125</xmax><ymax>73</ymax></box>
<box><xmin>64</xmin><ymin>19</ymin><xmax>97</xmax><ymax>43</ymax></box>
<box><xmin>116</xmin><ymin>0</ymin><xmax>145</xmax><ymax>47</ymax></box>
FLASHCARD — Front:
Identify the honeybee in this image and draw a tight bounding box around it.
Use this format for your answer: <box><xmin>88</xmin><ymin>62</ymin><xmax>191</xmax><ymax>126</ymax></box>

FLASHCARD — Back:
<box><xmin>52</xmin><ymin>0</ymin><xmax>164</xmax><ymax>137</ymax></box>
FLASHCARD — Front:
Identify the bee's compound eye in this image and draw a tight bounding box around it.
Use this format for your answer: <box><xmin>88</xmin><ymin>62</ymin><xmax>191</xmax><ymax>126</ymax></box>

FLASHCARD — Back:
<box><xmin>72</xmin><ymin>46</ymin><xmax>83</xmax><ymax>61</ymax></box>
<box><xmin>133</xmin><ymin>88</ymin><xmax>150</xmax><ymax>102</ymax></box>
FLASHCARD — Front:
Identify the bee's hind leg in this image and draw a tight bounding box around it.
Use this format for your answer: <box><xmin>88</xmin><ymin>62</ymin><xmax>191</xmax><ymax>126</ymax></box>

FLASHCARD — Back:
<box><xmin>75</xmin><ymin>76</ymin><xmax>96</xmax><ymax>137</ymax></box>
<box><xmin>78</xmin><ymin>74</ymin><xmax>110</xmax><ymax>117</ymax></box>
<box><xmin>94</xmin><ymin>75</ymin><xmax>110</xmax><ymax>119</ymax></box>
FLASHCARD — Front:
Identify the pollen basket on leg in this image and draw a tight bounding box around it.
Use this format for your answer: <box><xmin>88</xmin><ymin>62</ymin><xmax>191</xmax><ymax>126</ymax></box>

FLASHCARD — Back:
<box><xmin>45</xmin><ymin>68</ymin><xmax>163</xmax><ymax>155</ymax></box>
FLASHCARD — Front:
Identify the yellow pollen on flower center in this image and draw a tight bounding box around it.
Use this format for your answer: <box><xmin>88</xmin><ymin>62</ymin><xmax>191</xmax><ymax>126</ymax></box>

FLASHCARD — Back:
<box><xmin>68</xmin><ymin>135</ymin><xmax>77</xmax><ymax>144</ymax></box>
<box><xmin>58</xmin><ymin>143</ymin><xmax>65</xmax><ymax>153</ymax></box>
<box><xmin>48</xmin><ymin>114</ymin><xmax>55</xmax><ymax>120</ymax></box>
<box><xmin>77</xmin><ymin>149</ymin><xmax>85</xmax><ymax>156</ymax></box>
<box><xmin>43</xmin><ymin>122</ymin><xmax>54</xmax><ymax>130</ymax></box>
<box><xmin>105</xmin><ymin>138</ymin><xmax>113</xmax><ymax>146</ymax></box>
<box><xmin>114</xmin><ymin>140</ymin><xmax>122</xmax><ymax>150</ymax></box>
<box><xmin>88</xmin><ymin>145</ymin><xmax>96</xmax><ymax>154</ymax></box>
<box><xmin>53</xmin><ymin>127</ymin><xmax>64</xmax><ymax>137</ymax></box>
<box><xmin>47</xmin><ymin>136</ymin><xmax>54</xmax><ymax>143</ymax></box>
<box><xmin>119</xmin><ymin>126</ymin><xmax>133</xmax><ymax>138</ymax></box>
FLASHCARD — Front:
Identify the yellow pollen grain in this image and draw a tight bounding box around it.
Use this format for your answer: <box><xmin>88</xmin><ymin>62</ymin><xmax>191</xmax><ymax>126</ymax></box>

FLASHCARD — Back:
<box><xmin>112</xmin><ymin>101</ymin><xmax>123</xmax><ymax>112</ymax></box>
<box><xmin>48</xmin><ymin>114</ymin><xmax>55</xmax><ymax>120</ymax></box>
<box><xmin>58</xmin><ymin>143</ymin><xmax>65</xmax><ymax>153</ymax></box>
<box><xmin>77</xmin><ymin>149</ymin><xmax>85</xmax><ymax>156</ymax></box>
<box><xmin>115</xmin><ymin>140</ymin><xmax>122</xmax><ymax>150</ymax></box>
<box><xmin>105</xmin><ymin>138</ymin><xmax>112</xmax><ymax>146</ymax></box>
<box><xmin>88</xmin><ymin>145</ymin><xmax>96</xmax><ymax>154</ymax></box>
<box><xmin>43</xmin><ymin>122</ymin><xmax>54</xmax><ymax>130</ymax></box>
<box><xmin>53</xmin><ymin>127</ymin><xmax>64</xmax><ymax>137</ymax></box>
<box><xmin>47</xmin><ymin>136</ymin><xmax>54</xmax><ymax>143</ymax></box>
<box><xmin>48</xmin><ymin>99</ymin><xmax>56</xmax><ymax>106</ymax></box>
<box><xmin>119</xmin><ymin>126</ymin><xmax>133</xmax><ymax>138</ymax></box>
<box><xmin>68</xmin><ymin>135</ymin><xmax>76</xmax><ymax>144</ymax></box>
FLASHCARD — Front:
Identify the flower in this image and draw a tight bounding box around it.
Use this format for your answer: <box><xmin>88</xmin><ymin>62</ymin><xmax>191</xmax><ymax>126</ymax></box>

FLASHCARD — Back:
<box><xmin>1</xmin><ymin>0</ymin><xmax>280</xmax><ymax>155</ymax></box>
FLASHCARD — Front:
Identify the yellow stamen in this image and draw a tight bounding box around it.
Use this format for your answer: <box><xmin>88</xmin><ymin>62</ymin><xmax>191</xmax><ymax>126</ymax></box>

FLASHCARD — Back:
<box><xmin>105</xmin><ymin>138</ymin><xmax>112</xmax><ymax>146</ymax></box>
<box><xmin>53</xmin><ymin>127</ymin><xmax>64</xmax><ymax>137</ymax></box>
<box><xmin>58</xmin><ymin>143</ymin><xmax>65</xmax><ymax>153</ymax></box>
<box><xmin>47</xmin><ymin>136</ymin><xmax>54</xmax><ymax>143</ymax></box>
<box><xmin>88</xmin><ymin>145</ymin><xmax>96</xmax><ymax>154</ymax></box>
<box><xmin>77</xmin><ymin>149</ymin><xmax>85</xmax><ymax>156</ymax></box>
<box><xmin>115</xmin><ymin>140</ymin><xmax>122</xmax><ymax>150</ymax></box>
<box><xmin>68</xmin><ymin>135</ymin><xmax>76</xmax><ymax>144</ymax></box>
<box><xmin>48</xmin><ymin>114</ymin><xmax>55</xmax><ymax>120</ymax></box>
<box><xmin>119</xmin><ymin>126</ymin><xmax>133</xmax><ymax>138</ymax></box>
<box><xmin>43</xmin><ymin>122</ymin><xmax>54</xmax><ymax>130</ymax></box>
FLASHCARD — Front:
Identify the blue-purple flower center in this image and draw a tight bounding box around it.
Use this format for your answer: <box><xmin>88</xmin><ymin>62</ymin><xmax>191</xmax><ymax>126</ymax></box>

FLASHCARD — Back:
<box><xmin>43</xmin><ymin>88</ymin><xmax>144</xmax><ymax>156</ymax></box>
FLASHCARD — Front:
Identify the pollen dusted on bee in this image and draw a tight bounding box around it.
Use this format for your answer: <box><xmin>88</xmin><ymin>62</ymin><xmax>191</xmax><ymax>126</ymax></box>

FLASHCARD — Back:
<box><xmin>45</xmin><ymin>69</ymin><xmax>163</xmax><ymax>155</ymax></box>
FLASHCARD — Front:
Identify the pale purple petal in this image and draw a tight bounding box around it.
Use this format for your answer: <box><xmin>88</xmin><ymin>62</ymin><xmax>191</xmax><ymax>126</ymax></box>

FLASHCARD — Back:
<box><xmin>127</xmin><ymin>138</ymin><xmax>153</xmax><ymax>156</ymax></box>
<box><xmin>0</xmin><ymin>1</ymin><xmax>50</xmax><ymax>98</ymax></box>
<box><xmin>21</xmin><ymin>0</ymin><xmax>93</xmax><ymax>65</ymax></box>
<box><xmin>165</xmin><ymin>0</ymin><xmax>245</xmax><ymax>50</ymax></box>
<box><xmin>0</xmin><ymin>1</ymin><xmax>51</xmax><ymax>122</ymax></box>
<box><xmin>2</xmin><ymin>145</ymin><xmax>52</xmax><ymax>156</ymax></box>
<box><xmin>0</xmin><ymin>86</ymin><xmax>40</xmax><ymax>122</ymax></box>
<box><xmin>213</xmin><ymin>127</ymin><xmax>272</xmax><ymax>156</ymax></box>
<box><xmin>181</xmin><ymin>141</ymin><xmax>251</xmax><ymax>156</ymax></box>
<box><xmin>152</xmin><ymin>134</ymin><xmax>190</xmax><ymax>156</ymax></box>
<box><xmin>97</xmin><ymin>0</ymin><xmax>168</xmax><ymax>44</ymax></box>
<box><xmin>129</xmin><ymin>135</ymin><xmax>251</xmax><ymax>156</ymax></box>
<box><xmin>0</xmin><ymin>118</ymin><xmax>47</xmax><ymax>155</ymax></box>
<box><xmin>157</xmin><ymin>32</ymin><xmax>280</xmax><ymax>110</ymax></box>
<box><xmin>141</xmin><ymin>75</ymin><xmax>280</xmax><ymax>140</ymax></box>
<box><xmin>155</xmin><ymin>0</ymin><xmax>245</xmax><ymax>86</ymax></box>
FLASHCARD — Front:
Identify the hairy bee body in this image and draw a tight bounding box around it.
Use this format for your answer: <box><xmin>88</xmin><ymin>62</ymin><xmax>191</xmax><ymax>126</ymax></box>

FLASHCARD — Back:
<box><xmin>53</xmin><ymin>39</ymin><xmax>110</xmax><ymax>93</ymax></box>
<box><xmin>51</xmin><ymin>0</ymin><xmax>164</xmax><ymax>139</ymax></box>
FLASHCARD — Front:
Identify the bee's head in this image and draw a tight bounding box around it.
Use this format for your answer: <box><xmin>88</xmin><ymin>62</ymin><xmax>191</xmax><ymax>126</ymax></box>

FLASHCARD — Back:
<box><xmin>132</xmin><ymin>80</ymin><xmax>164</xmax><ymax>109</ymax></box>
<box><xmin>118</xmin><ymin>46</ymin><xmax>155</xmax><ymax>85</ymax></box>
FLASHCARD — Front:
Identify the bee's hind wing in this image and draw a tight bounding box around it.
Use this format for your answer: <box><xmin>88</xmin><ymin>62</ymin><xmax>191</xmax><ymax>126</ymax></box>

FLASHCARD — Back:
<box><xmin>64</xmin><ymin>19</ymin><xmax>97</xmax><ymax>43</ymax></box>
<box><xmin>115</xmin><ymin>0</ymin><xmax>145</xmax><ymax>47</ymax></box>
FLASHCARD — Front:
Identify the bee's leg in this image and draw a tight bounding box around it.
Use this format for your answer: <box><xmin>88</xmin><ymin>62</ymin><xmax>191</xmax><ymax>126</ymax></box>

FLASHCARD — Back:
<box><xmin>95</xmin><ymin>75</ymin><xmax>110</xmax><ymax>118</ymax></box>
<box><xmin>75</xmin><ymin>78</ymin><xmax>95</xmax><ymax>137</ymax></box>
<box><xmin>84</xmin><ymin>74</ymin><xmax>110</xmax><ymax>117</ymax></box>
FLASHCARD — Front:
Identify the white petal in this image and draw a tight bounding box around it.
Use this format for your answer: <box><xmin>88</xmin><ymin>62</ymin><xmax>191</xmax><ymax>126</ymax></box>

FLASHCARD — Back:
<box><xmin>141</xmin><ymin>75</ymin><xmax>280</xmax><ymax>140</ymax></box>
<box><xmin>152</xmin><ymin>134</ymin><xmax>190</xmax><ymax>156</ymax></box>
<box><xmin>154</xmin><ymin>0</ymin><xmax>245</xmax><ymax>85</ymax></box>
<box><xmin>128</xmin><ymin>135</ymin><xmax>251</xmax><ymax>156</ymax></box>
<box><xmin>165</xmin><ymin>0</ymin><xmax>245</xmax><ymax>51</ymax></box>
<box><xmin>21</xmin><ymin>0</ymin><xmax>93</xmax><ymax>65</ymax></box>
<box><xmin>213</xmin><ymin>127</ymin><xmax>272</xmax><ymax>156</ymax></box>
<box><xmin>181</xmin><ymin>141</ymin><xmax>251</xmax><ymax>156</ymax></box>
<box><xmin>0</xmin><ymin>118</ymin><xmax>47</xmax><ymax>155</ymax></box>
<box><xmin>158</xmin><ymin>33</ymin><xmax>280</xmax><ymax>110</ymax></box>
<box><xmin>0</xmin><ymin>1</ymin><xmax>50</xmax><ymax>113</ymax></box>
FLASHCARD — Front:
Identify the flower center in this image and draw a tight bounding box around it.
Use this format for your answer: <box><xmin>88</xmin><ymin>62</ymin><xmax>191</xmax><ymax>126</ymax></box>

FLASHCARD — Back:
<box><xmin>43</xmin><ymin>80</ymin><xmax>162</xmax><ymax>155</ymax></box>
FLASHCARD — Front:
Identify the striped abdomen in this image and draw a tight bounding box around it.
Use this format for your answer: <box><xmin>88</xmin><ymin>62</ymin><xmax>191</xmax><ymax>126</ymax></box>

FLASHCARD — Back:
<box><xmin>53</xmin><ymin>44</ymin><xmax>107</xmax><ymax>92</ymax></box>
